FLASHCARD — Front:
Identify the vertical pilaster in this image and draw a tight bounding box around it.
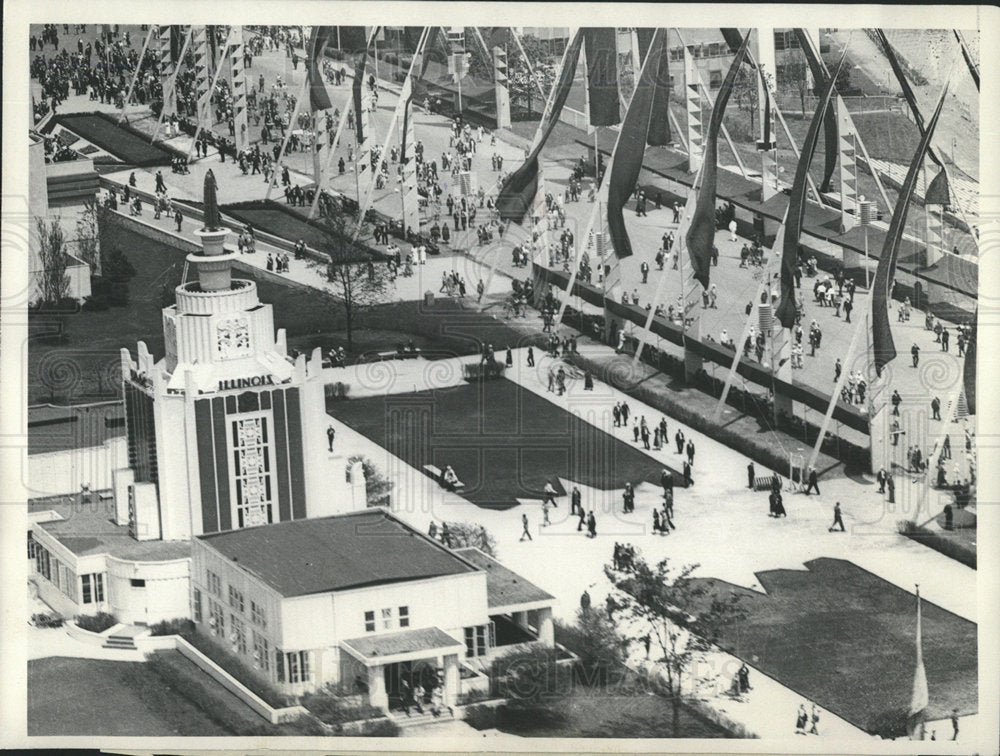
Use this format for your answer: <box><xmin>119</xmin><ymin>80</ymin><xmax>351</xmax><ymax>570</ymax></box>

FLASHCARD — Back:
<box><xmin>493</xmin><ymin>46</ymin><xmax>511</xmax><ymax>129</ymax></box>
<box><xmin>683</xmin><ymin>45</ymin><xmax>703</xmax><ymax>173</ymax></box>
<box><xmin>837</xmin><ymin>96</ymin><xmax>860</xmax><ymax>233</ymax></box>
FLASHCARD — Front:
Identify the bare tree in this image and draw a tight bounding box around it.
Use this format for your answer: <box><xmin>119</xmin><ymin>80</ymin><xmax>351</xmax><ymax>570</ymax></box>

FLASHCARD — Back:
<box><xmin>605</xmin><ymin>553</ymin><xmax>745</xmax><ymax>736</ymax></box>
<box><xmin>315</xmin><ymin>202</ymin><xmax>392</xmax><ymax>352</ymax></box>
<box><xmin>779</xmin><ymin>58</ymin><xmax>811</xmax><ymax>117</ymax></box>
<box><xmin>35</xmin><ymin>217</ymin><xmax>70</xmax><ymax>306</ymax></box>
<box><xmin>75</xmin><ymin>200</ymin><xmax>101</xmax><ymax>275</ymax></box>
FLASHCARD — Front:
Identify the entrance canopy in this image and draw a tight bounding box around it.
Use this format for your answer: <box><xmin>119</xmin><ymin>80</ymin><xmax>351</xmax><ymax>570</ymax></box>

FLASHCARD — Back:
<box><xmin>341</xmin><ymin>627</ymin><xmax>465</xmax><ymax>667</ymax></box>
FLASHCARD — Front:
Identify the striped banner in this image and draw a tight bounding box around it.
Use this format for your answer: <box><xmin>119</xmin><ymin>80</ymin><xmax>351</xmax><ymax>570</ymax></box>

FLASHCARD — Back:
<box><xmin>156</xmin><ymin>25</ymin><xmax>177</xmax><ymax>118</ymax></box>
<box><xmin>191</xmin><ymin>26</ymin><xmax>212</xmax><ymax>128</ymax></box>
<box><xmin>400</xmin><ymin>91</ymin><xmax>419</xmax><ymax>236</ymax></box>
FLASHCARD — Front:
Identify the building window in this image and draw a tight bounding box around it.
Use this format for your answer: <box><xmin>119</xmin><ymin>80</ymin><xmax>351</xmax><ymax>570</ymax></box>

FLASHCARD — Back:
<box><xmin>398</xmin><ymin>606</ymin><xmax>410</xmax><ymax>628</ymax></box>
<box><xmin>229</xmin><ymin>585</ymin><xmax>245</xmax><ymax>613</ymax></box>
<box><xmin>35</xmin><ymin>546</ymin><xmax>51</xmax><ymax>581</ymax></box>
<box><xmin>464</xmin><ymin>625</ymin><xmax>488</xmax><ymax>658</ymax></box>
<box><xmin>231</xmin><ymin>416</ymin><xmax>274</xmax><ymax>529</ymax></box>
<box><xmin>283</xmin><ymin>651</ymin><xmax>311</xmax><ymax>684</ymax></box>
<box><xmin>193</xmin><ymin>588</ymin><xmax>203</xmax><ymax>624</ymax></box>
<box><xmin>251</xmin><ymin>600</ymin><xmax>267</xmax><ymax>629</ymax></box>
<box><xmin>231</xmin><ymin>615</ymin><xmax>248</xmax><ymax>655</ymax></box>
<box><xmin>209</xmin><ymin>600</ymin><xmax>225</xmax><ymax>637</ymax></box>
<box><xmin>27</xmin><ymin>532</ymin><xmax>36</xmax><ymax>560</ymax></box>
<box><xmin>207</xmin><ymin>570</ymin><xmax>222</xmax><ymax>597</ymax></box>
<box><xmin>80</xmin><ymin>573</ymin><xmax>103</xmax><ymax>605</ymax></box>
<box><xmin>381</xmin><ymin>607</ymin><xmax>393</xmax><ymax>630</ymax></box>
<box><xmin>253</xmin><ymin>631</ymin><xmax>271</xmax><ymax>674</ymax></box>
<box><xmin>364</xmin><ymin>610</ymin><xmax>375</xmax><ymax>633</ymax></box>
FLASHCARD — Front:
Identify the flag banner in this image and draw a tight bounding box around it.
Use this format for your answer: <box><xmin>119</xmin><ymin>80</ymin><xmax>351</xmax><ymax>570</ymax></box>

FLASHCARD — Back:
<box><xmin>648</xmin><ymin>30</ymin><xmax>671</xmax><ymax>146</ymax></box>
<box><xmin>795</xmin><ymin>29</ymin><xmax>839</xmax><ymax>193</ymax></box>
<box><xmin>497</xmin><ymin>30</ymin><xmax>583</xmax><ymax>222</ymax></box>
<box><xmin>757</xmin><ymin>84</ymin><xmax>774</xmax><ymax>150</ymax></box>
<box><xmin>401</xmin><ymin>91</ymin><xmax>419</xmax><ymax>235</ymax></box>
<box><xmin>720</xmin><ymin>27</ymin><xmax>744</xmax><ymax>54</ymax></box>
<box><xmin>337</xmin><ymin>26</ymin><xmax>368</xmax><ymax>54</ymax></box>
<box><xmin>925</xmin><ymin>167</ymin><xmax>951</xmax><ymax>206</ymax></box>
<box><xmin>874</xmin><ymin>30</ymin><xmax>946</xmax><ymax>177</ymax></box>
<box><xmin>964</xmin><ymin>309</ymin><xmax>977</xmax><ymax>416</ymax></box>
<box><xmin>583</xmin><ymin>28</ymin><xmax>621</xmax><ymax>127</ymax></box>
<box><xmin>309</xmin><ymin>27</ymin><xmax>334</xmax><ymax>112</ymax></box>
<box><xmin>606</xmin><ymin>28</ymin><xmax>667</xmax><ymax>259</ymax></box>
<box><xmin>775</xmin><ymin>47</ymin><xmax>849</xmax><ymax>328</ymax></box>
<box><xmin>954</xmin><ymin>30</ymin><xmax>980</xmax><ymax>92</ymax></box>
<box><xmin>685</xmin><ymin>31</ymin><xmax>751</xmax><ymax>289</ymax></box>
<box><xmin>169</xmin><ymin>24</ymin><xmax>183</xmax><ymax>64</ymax></box>
<box><xmin>908</xmin><ymin>589</ymin><xmax>929</xmax><ymax>738</ymax></box>
<box><xmin>230</xmin><ymin>27</ymin><xmax>249</xmax><ymax>152</ymax></box>
<box><xmin>351</xmin><ymin>28</ymin><xmax>374</xmax><ymax>144</ymax></box>
<box><xmin>872</xmin><ymin>81</ymin><xmax>950</xmax><ymax>376</ymax></box>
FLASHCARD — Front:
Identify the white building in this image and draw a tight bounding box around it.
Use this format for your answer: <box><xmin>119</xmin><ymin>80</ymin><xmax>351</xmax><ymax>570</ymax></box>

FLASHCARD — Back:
<box><xmin>191</xmin><ymin>508</ymin><xmax>556</xmax><ymax>710</ymax></box>
<box><xmin>30</xmin><ymin>196</ymin><xmax>365</xmax><ymax>625</ymax></box>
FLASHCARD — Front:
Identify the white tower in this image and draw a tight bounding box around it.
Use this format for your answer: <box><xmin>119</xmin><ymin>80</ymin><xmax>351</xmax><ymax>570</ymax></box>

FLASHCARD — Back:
<box><xmin>116</xmin><ymin>171</ymin><xmax>362</xmax><ymax>542</ymax></box>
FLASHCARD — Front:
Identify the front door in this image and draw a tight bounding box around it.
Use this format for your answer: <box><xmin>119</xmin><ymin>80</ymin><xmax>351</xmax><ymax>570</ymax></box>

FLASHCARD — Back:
<box><xmin>384</xmin><ymin>660</ymin><xmax>412</xmax><ymax>711</ymax></box>
<box><xmin>130</xmin><ymin>578</ymin><xmax>147</xmax><ymax>625</ymax></box>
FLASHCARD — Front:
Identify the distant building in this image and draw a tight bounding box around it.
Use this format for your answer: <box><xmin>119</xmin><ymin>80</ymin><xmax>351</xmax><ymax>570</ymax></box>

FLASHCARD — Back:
<box><xmin>191</xmin><ymin>508</ymin><xmax>556</xmax><ymax>709</ymax></box>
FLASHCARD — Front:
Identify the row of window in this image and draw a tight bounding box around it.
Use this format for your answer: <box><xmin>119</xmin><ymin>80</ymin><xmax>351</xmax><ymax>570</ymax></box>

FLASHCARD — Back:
<box><xmin>207</xmin><ymin>570</ymin><xmax>267</xmax><ymax>629</ymax></box>
<box><xmin>364</xmin><ymin>605</ymin><xmax>409</xmax><ymax>633</ymax></box>
<box><xmin>31</xmin><ymin>536</ymin><xmax>106</xmax><ymax>606</ymax></box>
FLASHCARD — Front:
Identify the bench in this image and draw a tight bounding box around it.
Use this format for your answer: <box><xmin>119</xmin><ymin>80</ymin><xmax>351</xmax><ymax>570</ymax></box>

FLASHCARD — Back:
<box><xmin>423</xmin><ymin>464</ymin><xmax>465</xmax><ymax>491</ymax></box>
<box><xmin>753</xmin><ymin>475</ymin><xmax>779</xmax><ymax>492</ymax></box>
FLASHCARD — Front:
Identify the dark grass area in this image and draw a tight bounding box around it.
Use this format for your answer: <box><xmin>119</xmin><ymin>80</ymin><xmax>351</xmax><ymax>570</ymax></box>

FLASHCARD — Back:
<box><xmin>51</xmin><ymin>112</ymin><xmax>176</xmax><ymax>167</ymax></box>
<box><xmin>28</xmin><ymin>656</ymin><xmax>232</xmax><ymax>736</ymax></box>
<box><xmin>220</xmin><ymin>200</ymin><xmax>384</xmax><ymax>263</ymax></box>
<box><xmin>28</xmin><ymin>224</ymin><xmax>341</xmax><ymax>405</ymax></box>
<box><xmin>691</xmin><ymin>558</ymin><xmax>977</xmax><ymax>733</ymax></box>
<box><xmin>496</xmin><ymin>685</ymin><xmax>732</xmax><ymax>738</ymax></box>
<box><xmin>328</xmin><ymin>377</ymin><xmax>682</xmax><ymax>510</ymax></box>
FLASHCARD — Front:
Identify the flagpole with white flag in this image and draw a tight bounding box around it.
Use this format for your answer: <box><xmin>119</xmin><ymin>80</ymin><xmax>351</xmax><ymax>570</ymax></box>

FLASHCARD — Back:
<box><xmin>909</xmin><ymin>584</ymin><xmax>929</xmax><ymax>740</ymax></box>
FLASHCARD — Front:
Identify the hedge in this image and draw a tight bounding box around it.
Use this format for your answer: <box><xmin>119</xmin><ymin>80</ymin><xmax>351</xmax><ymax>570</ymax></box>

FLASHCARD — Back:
<box><xmin>463</xmin><ymin>359</ymin><xmax>507</xmax><ymax>382</ymax></box>
<box><xmin>179</xmin><ymin>628</ymin><xmax>292</xmax><ymax>708</ymax></box>
<box><xmin>897</xmin><ymin>520</ymin><xmax>976</xmax><ymax>569</ymax></box>
<box><xmin>300</xmin><ymin>688</ymin><xmax>385</xmax><ymax>726</ymax></box>
<box><xmin>75</xmin><ymin>612</ymin><xmax>117</xmax><ymax>633</ymax></box>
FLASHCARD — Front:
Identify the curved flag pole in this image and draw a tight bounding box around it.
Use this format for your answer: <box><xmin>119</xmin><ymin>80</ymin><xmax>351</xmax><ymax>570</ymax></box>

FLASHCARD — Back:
<box><xmin>119</xmin><ymin>25</ymin><xmax>158</xmax><ymax>124</ymax></box>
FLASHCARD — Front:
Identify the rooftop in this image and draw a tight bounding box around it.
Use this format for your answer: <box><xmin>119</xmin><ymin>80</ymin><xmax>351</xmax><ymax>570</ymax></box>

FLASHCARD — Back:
<box><xmin>341</xmin><ymin>626</ymin><xmax>465</xmax><ymax>662</ymax></box>
<box><xmin>454</xmin><ymin>547</ymin><xmax>555</xmax><ymax>610</ymax></box>
<box><xmin>29</xmin><ymin>494</ymin><xmax>191</xmax><ymax>562</ymax></box>
<box><xmin>197</xmin><ymin>509</ymin><xmax>478</xmax><ymax>598</ymax></box>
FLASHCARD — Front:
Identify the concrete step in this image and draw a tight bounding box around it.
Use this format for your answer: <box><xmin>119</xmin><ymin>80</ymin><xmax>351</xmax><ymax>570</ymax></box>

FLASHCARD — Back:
<box><xmin>390</xmin><ymin>709</ymin><xmax>456</xmax><ymax>728</ymax></box>
<box><xmin>102</xmin><ymin>636</ymin><xmax>137</xmax><ymax>650</ymax></box>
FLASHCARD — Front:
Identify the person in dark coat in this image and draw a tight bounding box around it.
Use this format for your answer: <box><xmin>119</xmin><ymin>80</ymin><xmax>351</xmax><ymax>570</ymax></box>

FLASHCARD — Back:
<box><xmin>805</xmin><ymin>466</ymin><xmax>819</xmax><ymax>495</ymax></box>
<box><xmin>686</xmin><ymin>439</ymin><xmax>695</xmax><ymax>466</ymax></box>
<box><xmin>577</xmin><ymin>505</ymin><xmax>587</xmax><ymax>531</ymax></box>
<box><xmin>505</xmin><ymin>347</ymin><xmax>513</xmax><ymax>367</ymax></box>
<box><xmin>747</xmin><ymin>462</ymin><xmax>756</xmax><ymax>489</ymax></box>
<box><xmin>683</xmin><ymin>460</ymin><xmax>693</xmax><ymax>486</ymax></box>
<box><xmin>587</xmin><ymin>511</ymin><xmax>597</xmax><ymax>538</ymax></box>
<box><xmin>828</xmin><ymin>501</ymin><xmax>845</xmax><ymax>531</ymax></box>
<box><xmin>675</xmin><ymin>429</ymin><xmax>685</xmax><ymax>454</ymax></box>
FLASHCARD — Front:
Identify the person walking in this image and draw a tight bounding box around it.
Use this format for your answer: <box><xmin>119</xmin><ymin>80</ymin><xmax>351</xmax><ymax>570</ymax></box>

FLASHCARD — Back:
<box><xmin>675</xmin><ymin>429</ymin><xmax>685</xmax><ymax>454</ymax></box>
<box><xmin>543</xmin><ymin>481</ymin><xmax>558</xmax><ymax>508</ymax></box>
<box><xmin>809</xmin><ymin>704</ymin><xmax>820</xmax><ymax>735</ymax></box>
<box><xmin>747</xmin><ymin>461</ymin><xmax>756</xmax><ymax>489</ymax></box>
<box><xmin>795</xmin><ymin>704</ymin><xmax>808</xmax><ymax>735</ymax></box>
<box><xmin>577</xmin><ymin>503</ymin><xmax>587</xmax><ymax>531</ymax></box>
<box><xmin>541</xmin><ymin>499</ymin><xmax>551</xmax><ymax>527</ymax></box>
<box><xmin>571</xmin><ymin>486</ymin><xmax>582</xmax><ymax>516</ymax></box>
<box><xmin>887</xmin><ymin>472</ymin><xmax>896</xmax><ymax>504</ymax></box>
<box><xmin>520</xmin><ymin>513</ymin><xmax>532</xmax><ymax>541</ymax></box>
<box><xmin>891</xmin><ymin>390</ymin><xmax>902</xmax><ymax>416</ymax></box>
<box><xmin>876</xmin><ymin>466</ymin><xmax>887</xmax><ymax>494</ymax></box>
<box><xmin>587</xmin><ymin>511</ymin><xmax>597</xmax><ymax>538</ymax></box>
<box><xmin>640</xmin><ymin>260</ymin><xmax>649</xmax><ymax>284</ymax></box>
<box><xmin>805</xmin><ymin>466</ymin><xmax>820</xmax><ymax>495</ymax></box>
<box><xmin>686</xmin><ymin>439</ymin><xmax>695</xmax><ymax>467</ymax></box>
<box><xmin>931</xmin><ymin>396</ymin><xmax>941</xmax><ymax>421</ymax></box>
<box><xmin>326</xmin><ymin>425</ymin><xmax>336</xmax><ymax>452</ymax></box>
<box><xmin>834</xmin><ymin>358</ymin><xmax>842</xmax><ymax>383</ymax></box>
<box><xmin>174</xmin><ymin>208</ymin><xmax>183</xmax><ymax>232</ymax></box>
<box><xmin>912</xmin><ymin>343</ymin><xmax>920</xmax><ymax>368</ymax></box>
<box><xmin>828</xmin><ymin>502</ymin><xmax>846</xmax><ymax>532</ymax></box>
<box><xmin>683</xmin><ymin>459</ymin><xmax>693</xmax><ymax>487</ymax></box>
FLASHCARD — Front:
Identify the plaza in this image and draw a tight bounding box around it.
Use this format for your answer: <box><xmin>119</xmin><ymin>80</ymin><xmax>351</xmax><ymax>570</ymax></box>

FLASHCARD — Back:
<box><xmin>22</xmin><ymin>21</ymin><xmax>983</xmax><ymax>744</ymax></box>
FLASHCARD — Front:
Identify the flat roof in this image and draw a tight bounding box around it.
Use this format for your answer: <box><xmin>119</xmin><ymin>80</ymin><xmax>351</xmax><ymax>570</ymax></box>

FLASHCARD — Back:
<box><xmin>29</xmin><ymin>494</ymin><xmax>191</xmax><ymax>562</ymax></box>
<box><xmin>341</xmin><ymin>627</ymin><xmax>464</xmax><ymax>661</ymax></box>
<box><xmin>454</xmin><ymin>547</ymin><xmax>555</xmax><ymax>610</ymax></box>
<box><xmin>197</xmin><ymin>509</ymin><xmax>479</xmax><ymax>598</ymax></box>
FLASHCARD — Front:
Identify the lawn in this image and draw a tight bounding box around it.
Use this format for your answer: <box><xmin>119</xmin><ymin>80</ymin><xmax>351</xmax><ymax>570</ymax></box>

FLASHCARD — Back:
<box><xmin>328</xmin><ymin>377</ymin><xmax>683</xmax><ymax>510</ymax></box>
<box><xmin>220</xmin><ymin>199</ymin><xmax>385</xmax><ymax>264</ymax></box>
<box><xmin>50</xmin><ymin>112</ymin><xmax>176</xmax><ymax>167</ymax></box>
<box><xmin>494</xmin><ymin>685</ymin><xmax>731</xmax><ymax>738</ymax></box>
<box><xmin>27</xmin><ymin>656</ymin><xmax>232</xmax><ymax>736</ymax></box>
<box><xmin>692</xmin><ymin>558</ymin><xmax>977</xmax><ymax>733</ymax></box>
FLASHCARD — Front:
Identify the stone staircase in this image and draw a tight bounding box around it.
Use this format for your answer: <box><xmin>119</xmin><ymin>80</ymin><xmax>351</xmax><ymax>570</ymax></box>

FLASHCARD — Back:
<box><xmin>101</xmin><ymin>632</ymin><xmax>139</xmax><ymax>651</ymax></box>
<box><xmin>389</xmin><ymin>708</ymin><xmax>456</xmax><ymax>730</ymax></box>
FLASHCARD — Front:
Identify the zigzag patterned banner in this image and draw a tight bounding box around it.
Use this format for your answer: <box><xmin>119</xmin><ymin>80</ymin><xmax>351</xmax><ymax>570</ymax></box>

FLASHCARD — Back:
<box><xmin>192</xmin><ymin>26</ymin><xmax>212</xmax><ymax>127</ymax></box>
<box><xmin>156</xmin><ymin>25</ymin><xmax>177</xmax><ymax>118</ymax></box>
<box><xmin>229</xmin><ymin>26</ymin><xmax>249</xmax><ymax>152</ymax></box>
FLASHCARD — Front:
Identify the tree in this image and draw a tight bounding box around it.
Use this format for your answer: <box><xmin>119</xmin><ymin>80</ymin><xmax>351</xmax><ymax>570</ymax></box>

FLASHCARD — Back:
<box><xmin>604</xmin><ymin>553</ymin><xmax>745</xmax><ymax>736</ymax></box>
<box><xmin>780</xmin><ymin>58</ymin><xmax>811</xmax><ymax>117</ymax></box>
<box><xmin>314</xmin><ymin>201</ymin><xmax>392</xmax><ymax>352</ymax></box>
<box><xmin>347</xmin><ymin>454</ymin><xmax>394</xmax><ymax>508</ymax></box>
<box><xmin>443</xmin><ymin>521</ymin><xmax>496</xmax><ymax>556</ymax></box>
<box><xmin>75</xmin><ymin>200</ymin><xmax>101</xmax><ymax>275</ymax></box>
<box><xmin>732</xmin><ymin>67</ymin><xmax>760</xmax><ymax>139</ymax></box>
<box><xmin>562</xmin><ymin>606</ymin><xmax>627</xmax><ymax>686</ymax></box>
<box><xmin>35</xmin><ymin>217</ymin><xmax>70</xmax><ymax>306</ymax></box>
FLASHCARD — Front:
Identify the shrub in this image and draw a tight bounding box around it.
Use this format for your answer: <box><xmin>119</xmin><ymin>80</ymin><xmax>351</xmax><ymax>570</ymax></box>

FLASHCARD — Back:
<box><xmin>897</xmin><ymin>520</ymin><xmax>976</xmax><ymax>569</ymax></box>
<box><xmin>443</xmin><ymin>521</ymin><xmax>496</xmax><ymax>556</ymax></box>
<box><xmin>149</xmin><ymin>618</ymin><xmax>195</xmax><ymax>637</ymax></box>
<box><xmin>463</xmin><ymin>359</ymin><xmax>506</xmax><ymax>382</ymax></box>
<box><xmin>346</xmin><ymin>455</ymin><xmax>393</xmax><ymax>508</ymax></box>
<box><xmin>867</xmin><ymin>706</ymin><xmax>910</xmax><ymax>739</ymax></box>
<box><xmin>357</xmin><ymin>717</ymin><xmax>401</xmax><ymax>737</ymax></box>
<box><xmin>462</xmin><ymin>702</ymin><xmax>499</xmax><ymax>730</ymax></box>
<box><xmin>180</xmin><ymin>629</ymin><xmax>291</xmax><ymax>708</ymax></box>
<box><xmin>75</xmin><ymin>612</ymin><xmax>117</xmax><ymax>633</ymax></box>
<box><xmin>555</xmin><ymin>609</ymin><xmax>627</xmax><ymax>686</ymax></box>
<box><xmin>300</xmin><ymin>686</ymin><xmax>385</xmax><ymax>726</ymax></box>
<box><xmin>31</xmin><ymin>612</ymin><xmax>64</xmax><ymax>628</ymax></box>
<box><xmin>491</xmin><ymin>645</ymin><xmax>571</xmax><ymax>707</ymax></box>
